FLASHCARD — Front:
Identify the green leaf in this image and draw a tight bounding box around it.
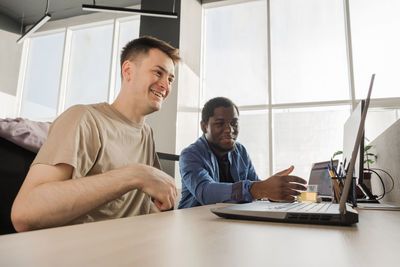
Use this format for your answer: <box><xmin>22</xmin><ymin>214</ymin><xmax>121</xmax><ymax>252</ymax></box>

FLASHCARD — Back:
<box><xmin>364</xmin><ymin>145</ymin><xmax>372</xmax><ymax>151</ymax></box>
<box><xmin>332</xmin><ymin>150</ymin><xmax>343</xmax><ymax>158</ymax></box>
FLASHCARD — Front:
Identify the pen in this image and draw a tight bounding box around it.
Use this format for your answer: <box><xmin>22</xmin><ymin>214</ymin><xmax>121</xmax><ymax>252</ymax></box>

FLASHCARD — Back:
<box><xmin>338</xmin><ymin>176</ymin><xmax>344</xmax><ymax>188</ymax></box>
<box><xmin>334</xmin><ymin>179</ymin><xmax>342</xmax><ymax>194</ymax></box>
<box><xmin>327</xmin><ymin>165</ymin><xmax>335</xmax><ymax>178</ymax></box>
<box><xmin>333</xmin><ymin>184</ymin><xmax>340</xmax><ymax>203</ymax></box>
<box><xmin>342</xmin><ymin>158</ymin><xmax>347</xmax><ymax>176</ymax></box>
<box><xmin>330</xmin><ymin>159</ymin><xmax>334</xmax><ymax>174</ymax></box>
<box><xmin>336</xmin><ymin>163</ymin><xmax>344</xmax><ymax>188</ymax></box>
<box><xmin>332</xmin><ymin>164</ymin><xmax>339</xmax><ymax>177</ymax></box>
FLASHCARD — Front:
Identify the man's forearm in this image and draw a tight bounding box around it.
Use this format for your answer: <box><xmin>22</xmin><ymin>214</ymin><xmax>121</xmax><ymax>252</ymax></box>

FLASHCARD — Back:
<box><xmin>11</xmin><ymin>165</ymin><xmax>143</xmax><ymax>231</ymax></box>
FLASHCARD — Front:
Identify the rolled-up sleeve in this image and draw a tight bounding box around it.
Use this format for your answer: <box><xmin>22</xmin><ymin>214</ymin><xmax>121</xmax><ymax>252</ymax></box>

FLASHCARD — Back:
<box><xmin>231</xmin><ymin>180</ymin><xmax>255</xmax><ymax>202</ymax></box>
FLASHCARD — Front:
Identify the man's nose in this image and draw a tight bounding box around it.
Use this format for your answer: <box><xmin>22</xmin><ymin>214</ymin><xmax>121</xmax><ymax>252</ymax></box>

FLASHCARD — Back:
<box><xmin>223</xmin><ymin>123</ymin><xmax>234</xmax><ymax>133</ymax></box>
<box><xmin>157</xmin><ymin>75</ymin><xmax>169</xmax><ymax>89</ymax></box>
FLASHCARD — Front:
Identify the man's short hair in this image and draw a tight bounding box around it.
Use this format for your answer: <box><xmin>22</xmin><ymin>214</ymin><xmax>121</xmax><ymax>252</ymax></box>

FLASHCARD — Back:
<box><xmin>201</xmin><ymin>97</ymin><xmax>239</xmax><ymax>124</ymax></box>
<box><xmin>120</xmin><ymin>36</ymin><xmax>181</xmax><ymax>71</ymax></box>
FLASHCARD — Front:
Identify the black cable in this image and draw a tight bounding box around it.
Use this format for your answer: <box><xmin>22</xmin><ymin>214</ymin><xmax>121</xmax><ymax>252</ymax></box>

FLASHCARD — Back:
<box><xmin>45</xmin><ymin>0</ymin><xmax>50</xmax><ymax>14</ymax></box>
<box><xmin>370</xmin><ymin>167</ymin><xmax>395</xmax><ymax>194</ymax></box>
<box><xmin>365</xmin><ymin>168</ymin><xmax>386</xmax><ymax>200</ymax></box>
<box><xmin>20</xmin><ymin>12</ymin><xmax>24</xmax><ymax>34</ymax></box>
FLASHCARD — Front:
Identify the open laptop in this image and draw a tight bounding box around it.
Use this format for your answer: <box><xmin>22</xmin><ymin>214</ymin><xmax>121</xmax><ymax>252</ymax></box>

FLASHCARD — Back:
<box><xmin>308</xmin><ymin>160</ymin><xmax>338</xmax><ymax>201</ymax></box>
<box><xmin>211</xmin><ymin>74</ymin><xmax>376</xmax><ymax>226</ymax></box>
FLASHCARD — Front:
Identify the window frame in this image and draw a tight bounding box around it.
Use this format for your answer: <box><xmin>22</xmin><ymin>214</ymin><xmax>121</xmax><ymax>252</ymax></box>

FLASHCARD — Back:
<box><xmin>201</xmin><ymin>0</ymin><xmax>400</xmax><ymax>177</ymax></box>
<box><xmin>16</xmin><ymin>9</ymin><xmax>141</xmax><ymax>121</ymax></box>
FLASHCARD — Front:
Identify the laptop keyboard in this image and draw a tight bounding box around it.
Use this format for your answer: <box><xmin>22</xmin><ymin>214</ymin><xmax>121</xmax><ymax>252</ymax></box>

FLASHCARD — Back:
<box><xmin>265</xmin><ymin>202</ymin><xmax>334</xmax><ymax>213</ymax></box>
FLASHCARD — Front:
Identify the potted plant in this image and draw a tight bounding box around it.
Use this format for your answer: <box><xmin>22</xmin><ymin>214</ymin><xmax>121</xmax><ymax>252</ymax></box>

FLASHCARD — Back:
<box><xmin>331</xmin><ymin>145</ymin><xmax>377</xmax><ymax>170</ymax></box>
<box><xmin>332</xmin><ymin>145</ymin><xmax>378</xmax><ymax>198</ymax></box>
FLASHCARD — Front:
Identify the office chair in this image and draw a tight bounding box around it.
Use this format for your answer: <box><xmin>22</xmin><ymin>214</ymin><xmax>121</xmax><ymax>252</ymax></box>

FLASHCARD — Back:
<box><xmin>0</xmin><ymin>137</ymin><xmax>36</xmax><ymax>235</ymax></box>
<box><xmin>156</xmin><ymin>152</ymin><xmax>181</xmax><ymax>209</ymax></box>
<box><xmin>156</xmin><ymin>152</ymin><xmax>180</xmax><ymax>178</ymax></box>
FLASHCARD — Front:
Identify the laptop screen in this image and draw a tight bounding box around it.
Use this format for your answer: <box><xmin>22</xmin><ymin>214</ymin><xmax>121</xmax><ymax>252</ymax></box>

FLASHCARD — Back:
<box><xmin>343</xmin><ymin>100</ymin><xmax>364</xmax><ymax>182</ymax></box>
<box><xmin>309</xmin><ymin>160</ymin><xmax>338</xmax><ymax>196</ymax></box>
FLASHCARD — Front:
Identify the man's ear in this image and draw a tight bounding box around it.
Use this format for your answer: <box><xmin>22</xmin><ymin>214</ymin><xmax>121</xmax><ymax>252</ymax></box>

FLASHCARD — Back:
<box><xmin>121</xmin><ymin>60</ymin><xmax>133</xmax><ymax>82</ymax></box>
<box><xmin>200</xmin><ymin>121</ymin><xmax>207</xmax><ymax>134</ymax></box>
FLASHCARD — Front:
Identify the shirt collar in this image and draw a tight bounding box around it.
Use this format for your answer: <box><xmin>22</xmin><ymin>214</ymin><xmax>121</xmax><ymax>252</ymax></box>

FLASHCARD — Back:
<box><xmin>200</xmin><ymin>134</ymin><xmax>233</xmax><ymax>163</ymax></box>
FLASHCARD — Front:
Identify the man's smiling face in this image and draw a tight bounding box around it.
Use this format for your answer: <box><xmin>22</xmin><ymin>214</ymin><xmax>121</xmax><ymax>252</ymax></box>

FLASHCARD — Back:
<box><xmin>127</xmin><ymin>48</ymin><xmax>175</xmax><ymax>114</ymax></box>
<box><xmin>202</xmin><ymin>105</ymin><xmax>239</xmax><ymax>157</ymax></box>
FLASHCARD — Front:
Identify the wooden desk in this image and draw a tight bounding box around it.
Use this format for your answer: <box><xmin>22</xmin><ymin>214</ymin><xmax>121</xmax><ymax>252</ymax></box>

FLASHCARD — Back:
<box><xmin>1</xmin><ymin>204</ymin><xmax>400</xmax><ymax>267</ymax></box>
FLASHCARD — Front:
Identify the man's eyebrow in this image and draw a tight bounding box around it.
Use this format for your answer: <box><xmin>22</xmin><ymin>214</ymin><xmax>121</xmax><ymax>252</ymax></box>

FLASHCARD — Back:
<box><xmin>213</xmin><ymin>118</ymin><xmax>225</xmax><ymax>122</ymax></box>
<box><xmin>213</xmin><ymin>117</ymin><xmax>238</xmax><ymax>122</ymax></box>
<box><xmin>156</xmin><ymin>65</ymin><xmax>175</xmax><ymax>79</ymax></box>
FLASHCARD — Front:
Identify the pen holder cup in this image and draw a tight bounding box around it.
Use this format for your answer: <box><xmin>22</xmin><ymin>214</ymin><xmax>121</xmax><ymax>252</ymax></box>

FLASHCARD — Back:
<box><xmin>331</xmin><ymin>176</ymin><xmax>357</xmax><ymax>205</ymax></box>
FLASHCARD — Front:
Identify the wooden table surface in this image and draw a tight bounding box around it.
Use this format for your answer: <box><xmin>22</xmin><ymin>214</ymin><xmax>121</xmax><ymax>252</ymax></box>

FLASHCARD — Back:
<box><xmin>1</xmin><ymin>204</ymin><xmax>400</xmax><ymax>267</ymax></box>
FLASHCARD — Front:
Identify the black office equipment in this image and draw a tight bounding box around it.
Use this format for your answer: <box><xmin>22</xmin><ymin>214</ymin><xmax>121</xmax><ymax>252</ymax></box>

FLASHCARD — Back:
<box><xmin>343</xmin><ymin>100</ymin><xmax>378</xmax><ymax>202</ymax></box>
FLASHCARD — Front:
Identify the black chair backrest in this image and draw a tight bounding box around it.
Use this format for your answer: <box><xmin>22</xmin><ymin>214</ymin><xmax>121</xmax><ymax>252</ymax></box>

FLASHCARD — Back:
<box><xmin>0</xmin><ymin>137</ymin><xmax>36</xmax><ymax>235</ymax></box>
<box><xmin>156</xmin><ymin>152</ymin><xmax>180</xmax><ymax>178</ymax></box>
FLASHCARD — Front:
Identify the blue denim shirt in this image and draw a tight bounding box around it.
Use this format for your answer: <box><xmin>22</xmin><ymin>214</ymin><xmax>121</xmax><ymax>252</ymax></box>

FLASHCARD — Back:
<box><xmin>178</xmin><ymin>135</ymin><xmax>259</xmax><ymax>209</ymax></box>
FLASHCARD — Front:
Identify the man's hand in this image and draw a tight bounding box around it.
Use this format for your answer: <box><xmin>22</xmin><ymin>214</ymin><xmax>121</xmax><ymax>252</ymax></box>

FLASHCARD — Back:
<box><xmin>124</xmin><ymin>164</ymin><xmax>178</xmax><ymax>211</ymax></box>
<box><xmin>250</xmin><ymin>165</ymin><xmax>307</xmax><ymax>202</ymax></box>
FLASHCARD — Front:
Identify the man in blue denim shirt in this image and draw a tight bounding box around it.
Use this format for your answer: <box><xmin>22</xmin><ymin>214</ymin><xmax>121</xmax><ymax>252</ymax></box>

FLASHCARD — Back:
<box><xmin>178</xmin><ymin>97</ymin><xmax>306</xmax><ymax>209</ymax></box>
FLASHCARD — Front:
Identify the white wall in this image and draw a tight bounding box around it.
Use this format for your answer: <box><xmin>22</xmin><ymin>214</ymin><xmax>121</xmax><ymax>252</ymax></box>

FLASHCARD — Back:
<box><xmin>0</xmin><ymin>91</ymin><xmax>17</xmax><ymax>118</ymax></box>
<box><xmin>0</xmin><ymin>29</ymin><xmax>22</xmax><ymax>96</ymax></box>
<box><xmin>0</xmin><ymin>29</ymin><xmax>22</xmax><ymax>118</ymax></box>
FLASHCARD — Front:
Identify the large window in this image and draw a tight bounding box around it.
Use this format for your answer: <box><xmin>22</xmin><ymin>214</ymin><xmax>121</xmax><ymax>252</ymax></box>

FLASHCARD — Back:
<box><xmin>350</xmin><ymin>0</ymin><xmax>400</xmax><ymax>99</ymax></box>
<box><xmin>19</xmin><ymin>16</ymin><xmax>140</xmax><ymax>120</ymax></box>
<box><xmin>272</xmin><ymin>106</ymin><xmax>349</xmax><ymax>177</ymax></box>
<box><xmin>202</xmin><ymin>0</ymin><xmax>400</xmax><ymax>180</ymax></box>
<box><xmin>65</xmin><ymin>23</ymin><xmax>114</xmax><ymax>109</ymax></box>
<box><xmin>21</xmin><ymin>32</ymin><xmax>65</xmax><ymax>120</ymax></box>
<box><xmin>203</xmin><ymin>0</ymin><xmax>268</xmax><ymax>106</ymax></box>
<box><xmin>271</xmin><ymin>0</ymin><xmax>348</xmax><ymax>104</ymax></box>
<box><xmin>237</xmin><ymin>110</ymin><xmax>269</xmax><ymax>178</ymax></box>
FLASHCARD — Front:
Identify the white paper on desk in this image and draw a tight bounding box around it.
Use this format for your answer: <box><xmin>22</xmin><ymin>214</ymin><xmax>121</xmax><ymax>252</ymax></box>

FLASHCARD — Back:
<box><xmin>357</xmin><ymin>203</ymin><xmax>400</xmax><ymax>211</ymax></box>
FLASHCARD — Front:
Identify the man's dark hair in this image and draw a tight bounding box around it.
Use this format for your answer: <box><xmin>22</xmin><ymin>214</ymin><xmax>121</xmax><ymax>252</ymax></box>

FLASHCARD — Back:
<box><xmin>120</xmin><ymin>36</ymin><xmax>181</xmax><ymax>72</ymax></box>
<box><xmin>201</xmin><ymin>97</ymin><xmax>239</xmax><ymax>124</ymax></box>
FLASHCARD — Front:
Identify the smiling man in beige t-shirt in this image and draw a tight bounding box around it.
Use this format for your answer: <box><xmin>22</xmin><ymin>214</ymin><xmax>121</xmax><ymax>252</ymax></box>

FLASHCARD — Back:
<box><xmin>11</xmin><ymin>36</ymin><xmax>180</xmax><ymax>231</ymax></box>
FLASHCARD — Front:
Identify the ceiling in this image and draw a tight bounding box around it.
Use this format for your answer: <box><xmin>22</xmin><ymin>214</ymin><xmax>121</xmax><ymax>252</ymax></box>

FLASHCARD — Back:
<box><xmin>0</xmin><ymin>0</ymin><xmax>142</xmax><ymax>33</ymax></box>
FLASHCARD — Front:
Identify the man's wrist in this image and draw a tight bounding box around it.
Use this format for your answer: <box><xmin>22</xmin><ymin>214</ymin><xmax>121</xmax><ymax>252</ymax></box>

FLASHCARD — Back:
<box><xmin>108</xmin><ymin>163</ymin><xmax>143</xmax><ymax>190</ymax></box>
<box><xmin>249</xmin><ymin>181</ymin><xmax>261</xmax><ymax>200</ymax></box>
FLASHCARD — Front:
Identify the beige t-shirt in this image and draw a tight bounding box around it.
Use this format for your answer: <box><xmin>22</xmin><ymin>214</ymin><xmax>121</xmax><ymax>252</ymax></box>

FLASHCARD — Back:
<box><xmin>33</xmin><ymin>102</ymin><xmax>160</xmax><ymax>225</ymax></box>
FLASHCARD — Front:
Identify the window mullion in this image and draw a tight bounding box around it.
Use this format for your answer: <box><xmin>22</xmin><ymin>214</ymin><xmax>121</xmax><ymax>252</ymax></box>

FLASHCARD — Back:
<box><xmin>343</xmin><ymin>0</ymin><xmax>356</xmax><ymax>110</ymax></box>
<box><xmin>15</xmin><ymin>39</ymin><xmax>31</xmax><ymax>117</ymax></box>
<box><xmin>267</xmin><ymin>0</ymin><xmax>273</xmax><ymax>177</ymax></box>
<box><xmin>57</xmin><ymin>28</ymin><xmax>72</xmax><ymax>115</ymax></box>
<box><xmin>108</xmin><ymin>18</ymin><xmax>120</xmax><ymax>103</ymax></box>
